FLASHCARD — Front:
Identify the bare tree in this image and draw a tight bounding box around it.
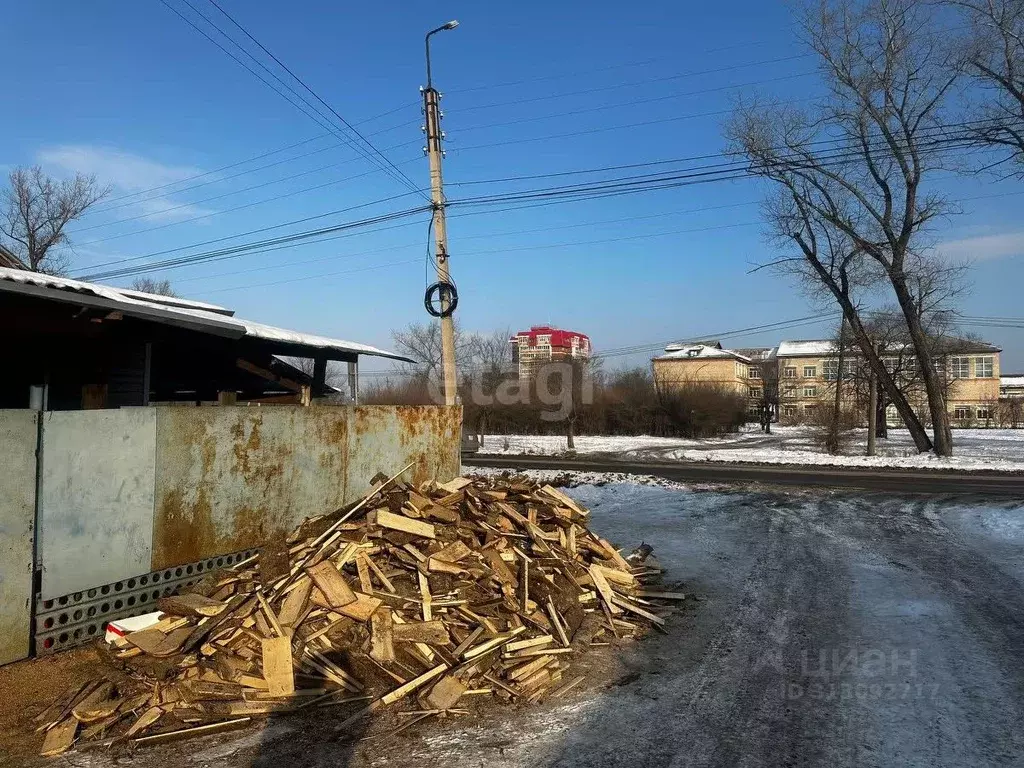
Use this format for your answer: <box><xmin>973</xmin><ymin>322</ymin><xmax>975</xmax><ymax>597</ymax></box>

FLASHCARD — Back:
<box><xmin>946</xmin><ymin>0</ymin><xmax>1024</xmax><ymax>171</ymax></box>
<box><xmin>727</xmin><ymin>0</ymin><xmax>963</xmax><ymax>455</ymax></box>
<box><xmin>129</xmin><ymin>277</ymin><xmax>178</xmax><ymax>297</ymax></box>
<box><xmin>462</xmin><ymin>328</ymin><xmax>514</xmax><ymax>445</ymax></box>
<box><xmin>1</xmin><ymin>166</ymin><xmax>109</xmax><ymax>275</ymax></box>
<box><xmin>390</xmin><ymin>321</ymin><xmax>468</xmax><ymax>396</ymax></box>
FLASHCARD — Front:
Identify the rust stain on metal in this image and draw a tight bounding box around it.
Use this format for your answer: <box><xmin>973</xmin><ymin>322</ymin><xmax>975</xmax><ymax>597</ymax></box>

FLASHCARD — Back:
<box><xmin>151</xmin><ymin>405</ymin><xmax>458</xmax><ymax>571</ymax></box>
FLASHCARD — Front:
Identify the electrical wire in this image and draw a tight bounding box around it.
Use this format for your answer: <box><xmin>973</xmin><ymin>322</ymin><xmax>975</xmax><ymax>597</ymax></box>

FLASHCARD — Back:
<box><xmin>204</xmin><ymin>0</ymin><xmax>425</xmax><ymax>199</ymax></box>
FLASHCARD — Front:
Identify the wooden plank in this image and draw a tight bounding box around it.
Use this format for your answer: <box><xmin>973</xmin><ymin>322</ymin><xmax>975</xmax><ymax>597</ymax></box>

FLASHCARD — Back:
<box><xmin>392</xmin><ymin>621</ymin><xmax>449</xmax><ymax>645</ymax></box>
<box><xmin>39</xmin><ymin>719</ymin><xmax>77</xmax><ymax>757</ymax></box>
<box><xmin>368</xmin><ymin>509</ymin><xmax>436</xmax><ymax>540</ymax></box>
<box><xmin>261</xmin><ymin>636</ymin><xmax>295</xmax><ymax>698</ymax></box>
<box><xmin>611</xmin><ymin>594</ymin><xmax>667</xmax><ymax>625</ymax></box>
<box><xmin>436</xmin><ymin>477</ymin><xmax>473</xmax><ymax>494</ymax></box>
<box><xmin>131</xmin><ymin>718</ymin><xmax>252</xmax><ymax>747</ymax></box>
<box><xmin>635</xmin><ymin>590</ymin><xmax>687</xmax><ymax>601</ymax></box>
<box><xmin>306</xmin><ymin>561</ymin><xmax>356</xmax><ymax>608</ymax></box>
<box><xmin>124</xmin><ymin>706</ymin><xmax>164</xmax><ymax>738</ymax></box>
<box><xmin>424</xmin><ymin>675</ymin><xmax>468</xmax><ymax>710</ymax></box>
<box><xmin>369</xmin><ymin>607</ymin><xmax>395</xmax><ymax>662</ymax></box>
<box><xmin>505</xmin><ymin>635</ymin><xmax>554</xmax><ymax>653</ymax></box>
<box><xmin>277</xmin><ymin>577</ymin><xmax>312</xmax><ymax>628</ymax></box>
<box><xmin>418</xmin><ymin>570</ymin><xmax>432</xmax><ymax>622</ymax></box>
<box><xmin>157</xmin><ymin>592</ymin><xmax>227</xmax><ymax>618</ymax></box>
<box><xmin>355</xmin><ymin>553</ymin><xmax>373</xmax><ymax>592</ymax></box>
<box><xmin>333</xmin><ymin>591</ymin><xmax>383</xmax><ymax>622</ymax></box>
<box><xmin>381</xmin><ymin>663</ymin><xmax>449</xmax><ymax>706</ymax></box>
<box><xmin>587</xmin><ymin>564</ymin><xmax>619</xmax><ymax>614</ymax></box>
<box><xmin>361</xmin><ymin>554</ymin><xmax>396</xmax><ymax>593</ymax></box>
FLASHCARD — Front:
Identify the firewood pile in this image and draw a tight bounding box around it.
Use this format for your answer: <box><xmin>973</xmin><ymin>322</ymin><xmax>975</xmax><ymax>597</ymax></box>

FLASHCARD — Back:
<box><xmin>34</xmin><ymin>467</ymin><xmax>683</xmax><ymax>757</ymax></box>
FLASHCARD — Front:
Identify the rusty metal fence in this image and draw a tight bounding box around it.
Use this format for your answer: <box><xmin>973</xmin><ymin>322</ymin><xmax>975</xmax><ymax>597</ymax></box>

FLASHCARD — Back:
<box><xmin>0</xmin><ymin>404</ymin><xmax>461</xmax><ymax>664</ymax></box>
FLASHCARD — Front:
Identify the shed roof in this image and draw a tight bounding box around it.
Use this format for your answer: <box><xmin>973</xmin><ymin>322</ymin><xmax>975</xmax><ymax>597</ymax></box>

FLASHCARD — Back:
<box><xmin>1001</xmin><ymin>375</ymin><xmax>1024</xmax><ymax>388</ymax></box>
<box><xmin>0</xmin><ymin>267</ymin><xmax>412</xmax><ymax>363</ymax></box>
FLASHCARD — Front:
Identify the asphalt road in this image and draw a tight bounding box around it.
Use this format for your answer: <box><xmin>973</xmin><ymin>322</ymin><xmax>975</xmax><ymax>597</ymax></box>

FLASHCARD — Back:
<box><xmin>44</xmin><ymin>485</ymin><xmax>1024</xmax><ymax>768</ymax></box>
<box><xmin>463</xmin><ymin>453</ymin><xmax>1024</xmax><ymax>497</ymax></box>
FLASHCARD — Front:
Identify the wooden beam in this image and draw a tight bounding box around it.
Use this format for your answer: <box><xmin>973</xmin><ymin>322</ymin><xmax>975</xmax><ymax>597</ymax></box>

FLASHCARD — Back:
<box><xmin>236</xmin><ymin>358</ymin><xmax>303</xmax><ymax>393</ymax></box>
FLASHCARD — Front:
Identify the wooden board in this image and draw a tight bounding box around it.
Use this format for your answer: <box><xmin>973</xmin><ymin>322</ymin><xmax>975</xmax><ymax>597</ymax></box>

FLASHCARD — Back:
<box><xmin>335</xmin><ymin>592</ymin><xmax>383</xmax><ymax>622</ymax></box>
<box><xmin>368</xmin><ymin>509</ymin><xmax>436</xmax><ymax>540</ymax></box>
<box><xmin>306</xmin><ymin>561</ymin><xmax>357</xmax><ymax>608</ymax></box>
<box><xmin>261</xmin><ymin>636</ymin><xmax>295</xmax><ymax>697</ymax></box>
<box><xmin>392</xmin><ymin>621</ymin><xmax>450</xmax><ymax>645</ymax></box>
<box><xmin>39</xmin><ymin>718</ymin><xmax>77</xmax><ymax>757</ymax></box>
<box><xmin>369</xmin><ymin>608</ymin><xmax>395</xmax><ymax>662</ymax></box>
<box><xmin>278</xmin><ymin>577</ymin><xmax>313</xmax><ymax>627</ymax></box>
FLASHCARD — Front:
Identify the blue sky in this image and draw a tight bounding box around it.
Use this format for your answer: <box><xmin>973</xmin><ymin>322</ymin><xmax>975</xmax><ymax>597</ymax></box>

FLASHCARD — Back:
<box><xmin>3</xmin><ymin>0</ymin><xmax>1022</xmax><ymax>371</ymax></box>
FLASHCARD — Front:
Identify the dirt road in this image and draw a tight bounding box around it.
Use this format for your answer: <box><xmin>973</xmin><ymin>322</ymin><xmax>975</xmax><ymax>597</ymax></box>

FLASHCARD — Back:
<box><xmin>20</xmin><ymin>484</ymin><xmax>1024</xmax><ymax>767</ymax></box>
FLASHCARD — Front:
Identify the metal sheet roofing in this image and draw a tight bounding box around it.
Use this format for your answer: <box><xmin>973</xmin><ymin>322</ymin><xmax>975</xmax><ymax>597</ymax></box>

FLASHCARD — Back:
<box><xmin>0</xmin><ymin>267</ymin><xmax>412</xmax><ymax>363</ymax></box>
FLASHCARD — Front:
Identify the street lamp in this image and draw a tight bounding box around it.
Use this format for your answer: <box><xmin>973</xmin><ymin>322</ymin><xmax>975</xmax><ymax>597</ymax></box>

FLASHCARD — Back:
<box><xmin>425</xmin><ymin>20</ymin><xmax>459</xmax><ymax>90</ymax></box>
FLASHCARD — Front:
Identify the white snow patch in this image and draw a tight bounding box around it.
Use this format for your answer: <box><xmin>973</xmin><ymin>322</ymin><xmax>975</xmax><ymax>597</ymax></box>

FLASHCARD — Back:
<box><xmin>479</xmin><ymin>426</ymin><xmax>1024</xmax><ymax>472</ymax></box>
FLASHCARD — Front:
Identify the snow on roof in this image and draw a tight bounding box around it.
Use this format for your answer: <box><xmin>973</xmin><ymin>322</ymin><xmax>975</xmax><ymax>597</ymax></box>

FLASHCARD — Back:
<box><xmin>117</xmin><ymin>288</ymin><xmax>234</xmax><ymax>316</ymax></box>
<box><xmin>776</xmin><ymin>340</ymin><xmax>838</xmax><ymax>357</ymax></box>
<box><xmin>655</xmin><ymin>344</ymin><xmax>751</xmax><ymax>363</ymax></box>
<box><xmin>1001</xmin><ymin>375</ymin><xmax>1024</xmax><ymax>388</ymax></box>
<box><xmin>0</xmin><ymin>267</ymin><xmax>411</xmax><ymax>363</ymax></box>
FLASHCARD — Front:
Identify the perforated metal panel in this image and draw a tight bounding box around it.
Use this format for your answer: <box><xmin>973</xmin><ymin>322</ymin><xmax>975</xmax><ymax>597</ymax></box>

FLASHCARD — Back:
<box><xmin>33</xmin><ymin>548</ymin><xmax>256</xmax><ymax>654</ymax></box>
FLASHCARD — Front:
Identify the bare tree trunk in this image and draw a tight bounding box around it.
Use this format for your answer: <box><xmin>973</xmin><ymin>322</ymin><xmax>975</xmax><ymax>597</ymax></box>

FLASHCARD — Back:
<box><xmin>566</xmin><ymin>415</ymin><xmax>575</xmax><ymax>452</ymax></box>
<box><xmin>890</xmin><ymin>278</ymin><xmax>953</xmax><ymax>455</ymax></box>
<box><xmin>806</xmin><ymin>258</ymin><xmax>934</xmax><ymax>453</ymax></box>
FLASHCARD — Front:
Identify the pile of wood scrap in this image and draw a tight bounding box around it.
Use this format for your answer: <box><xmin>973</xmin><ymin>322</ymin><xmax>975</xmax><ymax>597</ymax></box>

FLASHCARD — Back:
<box><xmin>34</xmin><ymin>468</ymin><xmax>683</xmax><ymax>757</ymax></box>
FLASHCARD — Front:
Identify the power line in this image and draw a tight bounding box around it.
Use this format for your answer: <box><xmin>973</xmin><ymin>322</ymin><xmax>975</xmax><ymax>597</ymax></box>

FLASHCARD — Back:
<box><xmin>204</xmin><ymin>0</ymin><xmax>424</xmax><ymax>199</ymax></box>
<box><xmin>81</xmin><ymin>204</ymin><xmax>431</xmax><ymax>281</ymax></box>
<box><xmin>452</xmin><ymin>53</ymin><xmax>814</xmax><ymax>114</ymax></box>
<box><xmin>447</xmin><ymin>37</ymin><xmax>792</xmax><ymax>94</ymax></box>
<box><xmin>83</xmin><ymin>110</ymin><xmax>419</xmax><ymax>219</ymax></box>
<box><xmin>75</xmin><ymin>193</ymin><xmax>430</xmax><ymax>279</ymax></box>
<box><xmin>74</xmin><ymin>147</ymin><xmax>421</xmax><ymax>245</ymax></box>
<box><xmin>160</xmin><ymin>0</ymin><xmax>421</xmax><ymax>199</ymax></box>
<box><xmin>81</xmin><ymin>117</ymin><xmax>1020</xmax><ymax>283</ymax></box>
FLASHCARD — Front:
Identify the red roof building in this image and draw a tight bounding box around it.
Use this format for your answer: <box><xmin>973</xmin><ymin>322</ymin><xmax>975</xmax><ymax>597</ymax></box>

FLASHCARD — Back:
<box><xmin>510</xmin><ymin>326</ymin><xmax>591</xmax><ymax>379</ymax></box>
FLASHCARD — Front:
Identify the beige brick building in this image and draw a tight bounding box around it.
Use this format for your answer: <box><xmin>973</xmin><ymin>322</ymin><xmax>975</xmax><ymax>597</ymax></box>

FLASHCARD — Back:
<box><xmin>654</xmin><ymin>337</ymin><xmax>1004</xmax><ymax>426</ymax></box>
<box><xmin>652</xmin><ymin>341</ymin><xmax>759</xmax><ymax>403</ymax></box>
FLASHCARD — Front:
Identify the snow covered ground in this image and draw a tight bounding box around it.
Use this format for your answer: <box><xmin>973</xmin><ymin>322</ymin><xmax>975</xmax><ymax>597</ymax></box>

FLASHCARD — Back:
<box><xmin>478</xmin><ymin>426</ymin><xmax>1024</xmax><ymax>471</ymax></box>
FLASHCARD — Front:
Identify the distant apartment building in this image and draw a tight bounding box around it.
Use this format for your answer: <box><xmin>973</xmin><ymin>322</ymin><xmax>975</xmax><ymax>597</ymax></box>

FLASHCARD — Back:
<box><xmin>510</xmin><ymin>326</ymin><xmax>591</xmax><ymax>379</ymax></box>
<box><xmin>653</xmin><ymin>336</ymin><xmax>1005</xmax><ymax>426</ymax></box>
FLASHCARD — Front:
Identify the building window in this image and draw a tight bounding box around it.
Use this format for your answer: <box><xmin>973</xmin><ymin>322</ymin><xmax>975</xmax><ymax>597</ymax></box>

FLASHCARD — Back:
<box><xmin>821</xmin><ymin>359</ymin><xmax>839</xmax><ymax>381</ymax></box>
<box><xmin>975</xmin><ymin>356</ymin><xmax>994</xmax><ymax>378</ymax></box>
<box><xmin>803</xmin><ymin>365</ymin><xmax>817</xmax><ymax>378</ymax></box>
<box><xmin>803</xmin><ymin>386</ymin><xmax>818</xmax><ymax>397</ymax></box>
<box><xmin>749</xmin><ymin>387</ymin><xmax>762</xmax><ymax>399</ymax></box>
<box><xmin>784</xmin><ymin>367</ymin><xmax>797</xmax><ymax>378</ymax></box>
<box><xmin>748</xmin><ymin>366</ymin><xmax>761</xmax><ymax>379</ymax></box>
<box><xmin>977</xmin><ymin>405</ymin><xmax>993</xmax><ymax>420</ymax></box>
<box><xmin>804</xmin><ymin>404</ymin><xmax>818</xmax><ymax>413</ymax></box>
<box><xmin>953</xmin><ymin>406</ymin><xmax>971</xmax><ymax>420</ymax></box>
<box><xmin>950</xmin><ymin>357</ymin><xmax>971</xmax><ymax>379</ymax></box>
<box><xmin>783</xmin><ymin>406</ymin><xmax>797</xmax><ymax>417</ymax></box>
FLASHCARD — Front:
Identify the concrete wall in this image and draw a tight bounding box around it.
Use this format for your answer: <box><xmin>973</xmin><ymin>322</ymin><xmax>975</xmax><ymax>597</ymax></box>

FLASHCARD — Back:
<box><xmin>31</xmin><ymin>405</ymin><xmax>460</xmax><ymax>601</ymax></box>
<box><xmin>0</xmin><ymin>411</ymin><xmax>38</xmax><ymax>665</ymax></box>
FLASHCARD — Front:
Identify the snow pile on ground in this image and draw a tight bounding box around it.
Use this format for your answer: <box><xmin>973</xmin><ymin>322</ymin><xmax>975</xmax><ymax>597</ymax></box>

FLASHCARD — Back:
<box><xmin>479</xmin><ymin>426</ymin><xmax>1024</xmax><ymax>472</ymax></box>
<box><xmin>463</xmin><ymin>465</ymin><xmax>693</xmax><ymax>491</ymax></box>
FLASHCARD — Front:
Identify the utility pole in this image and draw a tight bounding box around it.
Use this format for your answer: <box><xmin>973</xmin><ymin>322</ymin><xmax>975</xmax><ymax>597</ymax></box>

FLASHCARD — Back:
<box><xmin>423</xmin><ymin>21</ymin><xmax>459</xmax><ymax>406</ymax></box>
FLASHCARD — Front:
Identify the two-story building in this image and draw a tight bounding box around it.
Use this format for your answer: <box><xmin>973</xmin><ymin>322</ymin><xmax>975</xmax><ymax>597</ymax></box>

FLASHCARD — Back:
<box><xmin>652</xmin><ymin>341</ymin><xmax>755</xmax><ymax>400</ymax></box>
<box><xmin>653</xmin><ymin>336</ymin><xmax>1004</xmax><ymax>426</ymax></box>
